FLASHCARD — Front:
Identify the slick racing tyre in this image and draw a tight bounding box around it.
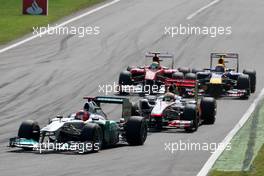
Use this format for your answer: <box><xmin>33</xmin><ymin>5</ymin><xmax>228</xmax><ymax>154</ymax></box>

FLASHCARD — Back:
<box><xmin>119</xmin><ymin>71</ymin><xmax>133</xmax><ymax>85</ymax></box>
<box><xmin>18</xmin><ymin>120</ymin><xmax>40</xmax><ymax>151</ymax></box>
<box><xmin>237</xmin><ymin>74</ymin><xmax>251</xmax><ymax>99</ymax></box>
<box><xmin>183</xmin><ymin>104</ymin><xmax>198</xmax><ymax>132</ymax></box>
<box><xmin>178</xmin><ymin>67</ymin><xmax>191</xmax><ymax>75</ymax></box>
<box><xmin>18</xmin><ymin>120</ymin><xmax>40</xmax><ymax>142</ymax></box>
<box><xmin>243</xmin><ymin>69</ymin><xmax>256</xmax><ymax>93</ymax></box>
<box><xmin>81</xmin><ymin>123</ymin><xmax>103</xmax><ymax>152</ymax></box>
<box><xmin>192</xmin><ymin>68</ymin><xmax>203</xmax><ymax>74</ymax></box>
<box><xmin>200</xmin><ymin>97</ymin><xmax>217</xmax><ymax>124</ymax></box>
<box><xmin>172</xmin><ymin>72</ymin><xmax>184</xmax><ymax>79</ymax></box>
<box><xmin>185</xmin><ymin>73</ymin><xmax>197</xmax><ymax>80</ymax></box>
<box><xmin>118</xmin><ymin>71</ymin><xmax>133</xmax><ymax>95</ymax></box>
<box><xmin>196</xmin><ymin>72</ymin><xmax>210</xmax><ymax>80</ymax></box>
<box><xmin>126</xmin><ymin>116</ymin><xmax>147</xmax><ymax>145</ymax></box>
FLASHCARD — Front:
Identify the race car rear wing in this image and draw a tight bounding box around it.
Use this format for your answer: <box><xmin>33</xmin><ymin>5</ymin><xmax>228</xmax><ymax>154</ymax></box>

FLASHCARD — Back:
<box><xmin>145</xmin><ymin>52</ymin><xmax>174</xmax><ymax>69</ymax></box>
<box><xmin>210</xmin><ymin>53</ymin><xmax>239</xmax><ymax>72</ymax></box>
<box><xmin>83</xmin><ymin>96</ymin><xmax>132</xmax><ymax>120</ymax></box>
<box><xmin>164</xmin><ymin>79</ymin><xmax>199</xmax><ymax>101</ymax></box>
<box><xmin>145</xmin><ymin>52</ymin><xmax>174</xmax><ymax>59</ymax></box>
<box><xmin>211</xmin><ymin>53</ymin><xmax>239</xmax><ymax>59</ymax></box>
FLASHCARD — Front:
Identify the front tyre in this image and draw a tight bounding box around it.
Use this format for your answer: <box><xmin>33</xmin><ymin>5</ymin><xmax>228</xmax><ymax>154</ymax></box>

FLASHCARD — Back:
<box><xmin>183</xmin><ymin>104</ymin><xmax>198</xmax><ymax>132</ymax></box>
<box><xmin>18</xmin><ymin>120</ymin><xmax>40</xmax><ymax>142</ymax></box>
<box><xmin>81</xmin><ymin>123</ymin><xmax>103</xmax><ymax>152</ymax></box>
<box><xmin>126</xmin><ymin>116</ymin><xmax>147</xmax><ymax>145</ymax></box>
<box><xmin>243</xmin><ymin>69</ymin><xmax>256</xmax><ymax>93</ymax></box>
<box><xmin>237</xmin><ymin>74</ymin><xmax>251</xmax><ymax>99</ymax></box>
<box><xmin>18</xmin><ymin>120</ymin><xmax>40</xmax><ymax>151</ymax></box>
<box><xmin>118</xmin><ymin>71</ymin><xmax>133</xmax><ymax>95</ymax></box>
<box><xmin>200</xmin><ymin>97</ymin><xmax>217</xmax><ymax>124</ymax></box>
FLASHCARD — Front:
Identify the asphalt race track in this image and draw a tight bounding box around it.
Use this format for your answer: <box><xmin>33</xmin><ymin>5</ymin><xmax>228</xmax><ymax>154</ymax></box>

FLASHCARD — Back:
<box><xmin>0</xmin><ymin>0</ymin><xmax>264</xmax><ymax>175</ymax></box>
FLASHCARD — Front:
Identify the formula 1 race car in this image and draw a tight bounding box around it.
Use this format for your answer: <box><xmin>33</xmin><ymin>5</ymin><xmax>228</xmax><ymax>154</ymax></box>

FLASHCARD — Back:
<box><xmin>118</xmin><ymin>52</ymin><xmax>195</xmax><ymax>95</ymax></box>
<box><xmin>196</xmin><ymin>53</ymin><xmax>256</xmax><ymax>99</ymax></box>
<box><xmin>132</xmin><ymin>91</ymin><xmax>217</xmax><ymax>132</ymax></box>
<box><xmin>9</xmin><ymin>97</ymin><xmax>147</xmax><ymax>153</ymax></box>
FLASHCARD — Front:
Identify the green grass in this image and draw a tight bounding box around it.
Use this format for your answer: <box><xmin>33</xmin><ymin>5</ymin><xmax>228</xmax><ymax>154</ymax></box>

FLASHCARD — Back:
<box><xmin>209</xmin><ymin>99</ymin><xmax>264</xmax><ymax>176</ymax></box>
<box><xmin>210</xmin><ymin>144</ymin><xmax>264</xmax><ymax>176</ymax></box>
<box><xmin>211</xmin><ymin>99</ymin><xmax>264</xmax><ymax>172</ymax></box>
<box><xmin>0</xmin><ymin>0</ymin><xmax>104</xmax><ymax>44</ymax></box>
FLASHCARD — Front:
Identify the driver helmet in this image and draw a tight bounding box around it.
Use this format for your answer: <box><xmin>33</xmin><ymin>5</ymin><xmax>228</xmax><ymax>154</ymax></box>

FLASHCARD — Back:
<box><xmin>168</xmin><ymin>84</ymin><xmax>180</xmax><ymax>95</ymax></box>
<box><xmin>218</xmin><ymin>56</ymin><xmax>225</xmax><ymax>66</ymax></box>
<box><xmin>150</xmin><ymin>62</ymin><xmax>159</xmax><ymax>70</ymax></box>
<box><xmin>215</xmin><ymin>56</ymin><xmax>225</xmax><ymax>72</ymax></box>
<box><xmin>75</xmin><ymin>110</ymin><xmax>90</xmax><ymax>121</ymax></box>
<box><xmin>163</xmin><ymin>92</ymin><xmax>175</xmax><ymax>102</ymax></box>
<box><xmin>83</xmin><ymin>102</ymin><xmax>90</xmax><ymax>112</ymax></box>
<box><xmin>152</xmin><ymin>56</ymin><xmax>160</xmax><ymax>63</ymax></box>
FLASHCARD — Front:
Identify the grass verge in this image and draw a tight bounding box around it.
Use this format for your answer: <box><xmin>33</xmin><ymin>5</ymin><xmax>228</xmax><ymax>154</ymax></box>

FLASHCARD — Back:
<box><xmin>0</xmin><ymin>0</ymin><xmax>104</xmax><ymax>44</ymax></box>
<box><xmin>210</xmin><ymin>144</ymin><xmax>264</xmax><ymax>176</ymax></box>
<box><xmin>210</xmin><ymin>98</ymin><xmax>264</xmax><ymax>176</ymax></box>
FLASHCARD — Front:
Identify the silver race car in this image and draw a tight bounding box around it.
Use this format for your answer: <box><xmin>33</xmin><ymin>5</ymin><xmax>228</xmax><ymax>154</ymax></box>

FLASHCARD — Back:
<box><xmin>9</xmin><ymin>96</ymin><xmax>147</xmax><ymax>153</ymax></box>
<box><xmin>133</xmin><ymin>92</ymin><xmax>217</xmax><ymax>132</ymax></box>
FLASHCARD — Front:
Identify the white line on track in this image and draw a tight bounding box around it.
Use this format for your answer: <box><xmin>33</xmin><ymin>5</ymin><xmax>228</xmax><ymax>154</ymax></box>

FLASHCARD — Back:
<box><xmin>186</xmin><ymin>0</ymin><xmax>220</xmax><ymax>20</ymax></box>
<box><xmin>197</xmin><ymin>88</ymin><xmax>264</xmax><ymax>176</ymax></box>
<box><xmin>0</xmin><ymin>0</ymin><xmax>121</xmax><ymax>54</ymax></box>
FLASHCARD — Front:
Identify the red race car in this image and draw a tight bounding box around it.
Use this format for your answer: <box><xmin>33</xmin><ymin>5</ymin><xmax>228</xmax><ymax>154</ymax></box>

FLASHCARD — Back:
<box><xmin>118</xmin><ymin>52</ymin><xmax>197</xmax><ymax>95</ymax></box>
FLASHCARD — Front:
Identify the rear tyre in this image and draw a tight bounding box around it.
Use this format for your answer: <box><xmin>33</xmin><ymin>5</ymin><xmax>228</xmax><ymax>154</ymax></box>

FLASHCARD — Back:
<box><xmin>192</xmin><ymin>68</ymin><xmax>203</xmax><ymax>74</ymax></box>
<box><xmin>243</xmin><ymin>69</ymin><xmax>256</xmax><ymax>93</ymax></box>
<box><xmin>172</xmin><ymin>72</ymin><xmax>184</xmax><ymax>79</ymax></box>
<box><xmin>178</xmin><ymin>67</ymin><xmax>191</xmax><ymax>75</ymax></box>
<box><xmin>126</xmin><ymin>116</ymin><xmax>147</xmax><ymax>145</ymax></box>
<box><xmin>200</xmin><ymin>97</ymin><xmax>217</xmax><ymax>124</ymax></box>
<box><xmin>237</xmin><ymin>74</ymin><xmax>250</xmax><ymax>99</ymax></box>
<box><xmin>197</xmin><ymin>72</ymin><xmax>210</xmax><ymax>80</ymax></box>
<box><xmin>183</xmin><ymin>104</ymin><xmax>198</xmax><ymax>132</ymax></box>
<box><xmin>81</xmin><ymin>123</ymin><xmax>103</xmax><ymax>152</ymax></box>
<box><xmin>185</xmin><ymin>73</ymin><xmax>197</xmax><ymax>80</ymax></box>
